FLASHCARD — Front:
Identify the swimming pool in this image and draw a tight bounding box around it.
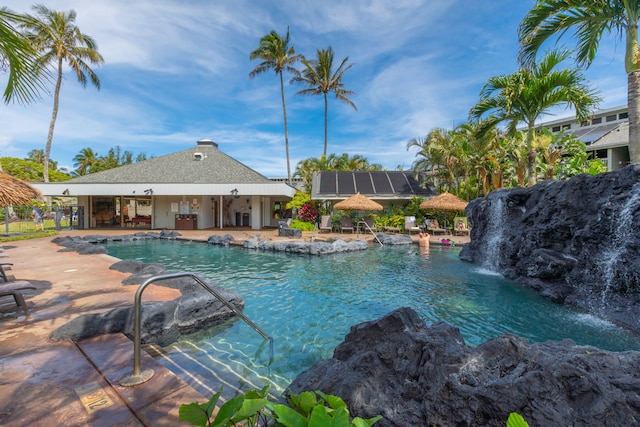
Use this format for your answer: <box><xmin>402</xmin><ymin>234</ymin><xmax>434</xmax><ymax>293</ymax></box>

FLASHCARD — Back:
<box><xmin>103</xmin><ymin>239</ymin><xmax>640</xmax><ymax>398</ymax></box>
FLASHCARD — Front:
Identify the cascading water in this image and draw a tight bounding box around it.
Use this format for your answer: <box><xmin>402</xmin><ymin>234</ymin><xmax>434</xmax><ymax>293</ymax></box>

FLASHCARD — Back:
<box><xmin>599</xmin><ymin>184</ymin><xmax>640</xmax><ymax>308</ymax></box>
<box><xmin>481</xmin><ymin>195</ymin><xmax>507</xmax><ymax>272</ymax></box>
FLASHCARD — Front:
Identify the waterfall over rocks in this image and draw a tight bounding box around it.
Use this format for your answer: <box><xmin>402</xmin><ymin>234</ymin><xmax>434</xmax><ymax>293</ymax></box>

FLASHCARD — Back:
<box><xmin>459</xmin><ymin>164</ymin><xmax>640</xmax><ymax>331</ymax></box>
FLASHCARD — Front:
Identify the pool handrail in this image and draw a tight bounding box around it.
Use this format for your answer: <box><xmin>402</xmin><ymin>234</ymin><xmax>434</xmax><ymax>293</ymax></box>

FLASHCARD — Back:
<box><xmin>357</xmin><ymin>220</ymin><xmax>383</xmax><ymax>246</ymax></box>
<box><xmin>119</xmin><ymin>271</ymin><xmax>271</xmax><ymax>387</ymax></box>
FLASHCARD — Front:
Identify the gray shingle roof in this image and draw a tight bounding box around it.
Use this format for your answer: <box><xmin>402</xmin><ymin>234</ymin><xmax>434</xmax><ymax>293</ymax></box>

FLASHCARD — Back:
<box><xmin>68</xmin><ymin>140</ymin><xmax>272</xmax><ymax>184</ymax></box>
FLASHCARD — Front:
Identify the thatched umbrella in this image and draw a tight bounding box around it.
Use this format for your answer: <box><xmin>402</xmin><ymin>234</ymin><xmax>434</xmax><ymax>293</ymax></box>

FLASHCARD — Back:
<box><xmin>1</xmin><ymin>171</ymin><xmax>43</xmax><ymax>235</ymax></box>
<box><xmin>0</xmin><ymin>171</ymin><xmax>42</xmax><ymax>206</ymax></box>
<box><xmin>334</xmin><ymin>192</ymin><xmax>383</xmax><ymax>211</ymax></box>
<box><xmin>419</xmin><ymin>192</ymin><xmax>468</xmax><ymax>211</ymax></box>
<box><xmin>420</xmin><ymin>192</ymin><xmax>468</xmax><ymax>230</ymax></box>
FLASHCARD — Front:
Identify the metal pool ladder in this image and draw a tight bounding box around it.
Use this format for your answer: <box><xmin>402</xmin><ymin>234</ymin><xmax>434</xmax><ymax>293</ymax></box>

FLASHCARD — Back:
<box><xmin>119</xmin><ymin>272</ymin><xmax>272</xmax><ymax>387</ymax></box>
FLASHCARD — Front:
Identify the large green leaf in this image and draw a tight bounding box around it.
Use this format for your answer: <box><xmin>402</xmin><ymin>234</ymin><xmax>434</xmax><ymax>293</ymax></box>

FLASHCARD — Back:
<box><xmin>352</xmin><ymin>415</ymin><xmax>383</xmax><ymax>427</ymax></box>
<box><xmin>316</xmin><ymin>392</ymin><xmax>347</xmax><ymax>410</ymax></box>
<box><xmin>211</xmin><ymin>395</ymin><xmax>244</xmax><ymax>427</ymax></box>
<box><xmin>307</xmin><ymin>404</ymin><xmax>332</xmax><ymax>427</ymax></box>
<box><xmin>507</xmin><ymin>412</ymin><xmax>529</xmax><ymax>427</ymax></box>
<box><xmin>269</xmin><ymin>403</ymin><xmax>308</xmax><ymax>427</ymax></box>
<box><xmin>288</xmin><ymin>390</ymin><xmax>318</xmax><ymax>415</ymax></box>
<box><xmin>179</xmin><ymin>386</ymin><xmax>222</xmax><ymax>426</ymax></box>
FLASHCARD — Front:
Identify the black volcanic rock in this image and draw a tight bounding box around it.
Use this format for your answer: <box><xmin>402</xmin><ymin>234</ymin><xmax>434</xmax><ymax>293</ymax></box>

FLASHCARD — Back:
<box><xmin>289</xmin><ymin>307</ymin><xmax>640</xmax><ymax>426</ymax></box>
<box><xmin>460</xmin><ymin>165</ymin><xmax>640</xmax><ymax>331</ymax></box>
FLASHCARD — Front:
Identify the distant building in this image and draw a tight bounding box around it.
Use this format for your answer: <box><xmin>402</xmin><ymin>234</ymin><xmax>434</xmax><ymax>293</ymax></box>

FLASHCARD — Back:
<box><xmin>541</xmin><ymin>106</ymin><xmax>630</xmax><ymax>171</ymax></box>
<box><xmin>31</xmin><ymin>139</ymin><xmax>296</xmax><ymax>230</ymax></box>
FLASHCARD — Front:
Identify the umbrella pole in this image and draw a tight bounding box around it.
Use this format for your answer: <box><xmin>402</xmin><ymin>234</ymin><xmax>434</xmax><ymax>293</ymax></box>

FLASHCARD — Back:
<box><xmin>4</xmin><ymin>207</ymin><xmax>8</xmax><ymax>236</ymax></box>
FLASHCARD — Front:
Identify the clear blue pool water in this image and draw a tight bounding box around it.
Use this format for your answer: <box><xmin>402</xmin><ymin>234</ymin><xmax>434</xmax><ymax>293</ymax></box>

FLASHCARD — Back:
<box><xmin>103</xmin><ymin>239</ymin><xmax>640</xmax><ymax>398</ymax></box>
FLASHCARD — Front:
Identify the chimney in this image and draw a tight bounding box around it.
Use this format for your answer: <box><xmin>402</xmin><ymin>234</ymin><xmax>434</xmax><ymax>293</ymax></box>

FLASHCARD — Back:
<box><xmin>197</xmin><ymin>139</ymin><xmax>218</xmax><ymax>149</ymax></box>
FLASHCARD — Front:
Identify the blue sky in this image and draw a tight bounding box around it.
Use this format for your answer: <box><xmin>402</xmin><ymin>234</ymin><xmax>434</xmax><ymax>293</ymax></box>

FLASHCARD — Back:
<box><xmin>0</xmin><ymin>0</ymin><xmax>629</xmax><ymax>178</ymax></box>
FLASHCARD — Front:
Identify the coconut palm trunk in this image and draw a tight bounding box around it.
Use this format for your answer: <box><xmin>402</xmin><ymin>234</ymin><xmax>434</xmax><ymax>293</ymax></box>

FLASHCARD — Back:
<box><xmin>280</xmin><ymin>71</ymin><xmax>292</xmax><ymax>183</ymax></box>
<box><xmin>628</xmin><ymin>71</ymin><xmax>640</xmax><ymax>165</ymax></box>
<box><xmin>323</xmin><ymin>92</ymin><xmax>329</xmax><ymax>157</ymax></box>
<box><xmin>43</xmin><ymin>57</ymin><xmax>63</xmax><ymax>183</ymax></box>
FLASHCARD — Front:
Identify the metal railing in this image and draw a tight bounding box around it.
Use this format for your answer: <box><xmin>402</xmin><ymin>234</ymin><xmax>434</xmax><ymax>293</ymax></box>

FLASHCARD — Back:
<box><xmin>119</xmin><ymin>272</ymin><xmax>271</xmax><ymax>387</ymax></box>
<box><xmin>357</xmin><ymin>220</ymin><xmax>383</xmax><ymax>246</ymax></box>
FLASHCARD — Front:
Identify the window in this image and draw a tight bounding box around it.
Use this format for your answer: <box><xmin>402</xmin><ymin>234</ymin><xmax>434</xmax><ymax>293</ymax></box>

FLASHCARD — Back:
<box><xmin>619</xmin><ymin>112</ymin><xmax>628</xmax><ymax>119</ymax></box>
<box><xmin>552</xmin><ymin>125</ymin><xmax>561</xmax><ymax>132</ymax></box>
<box><xmin>562</xmin><ymin>124</ymin><xmax>571</xmax><ymax>130</ymax></box>
<box><xmin>580</xmin><ymin>121</ymin><xmax>589</xmax><ymax>127</ymax></box>
<box><xmin>606</xmin><ymin>114</ymin><xmax>617</xmax><ymax>122</ymax></box>
<box><xmin>592</xmin><ymin>117</ymin><xmax>602</xmax><ymax>124</ymax></box>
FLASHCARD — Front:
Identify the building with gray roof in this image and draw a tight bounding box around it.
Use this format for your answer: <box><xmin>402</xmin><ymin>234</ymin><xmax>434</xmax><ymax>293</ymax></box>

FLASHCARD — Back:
<box><xmin>543</xmin><ymin>105</ymin><xmax>630</xmax><ymax>170</ymax></box>
<box><xmin>33</xmin><ymin>139</ymin><xmax>296</xmax><ymax>230</ymax></box>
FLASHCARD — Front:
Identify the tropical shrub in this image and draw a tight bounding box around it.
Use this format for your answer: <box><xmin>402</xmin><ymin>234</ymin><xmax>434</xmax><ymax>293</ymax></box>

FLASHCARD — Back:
<box><xmin>290</xmin><ymin>219</ymin><xmax>315</xmax><ymax>231</ymax></box>
<box><xmin>179</xmin><ymin>386</ymin><xmax>382</xmax><ymax>427</ymax></box>
<box><xmin>298</xmin><ymin>202</ymin><xmax>318</xmax><ymax>223</ymax></box>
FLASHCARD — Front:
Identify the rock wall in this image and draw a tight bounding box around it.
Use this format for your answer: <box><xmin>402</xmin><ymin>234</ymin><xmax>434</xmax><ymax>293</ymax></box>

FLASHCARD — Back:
<box><xmin>289</xmin><ymin>307</ymin><xmax>640</xmax><ymax>426</ymax></box>
<box><xmin>459</xmin><ymin>165</ymin><xmax>640</xmax><ymax>331</ymax></box>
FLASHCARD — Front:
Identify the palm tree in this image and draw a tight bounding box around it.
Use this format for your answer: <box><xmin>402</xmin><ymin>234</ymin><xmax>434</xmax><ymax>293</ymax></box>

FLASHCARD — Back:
<box><xmin>292</xmin><ymin>47</ymin><xmax>357</xmax><ymax>156</ymax></box>
<box><xmin>0</xmin><ymin>7</ymin><xmax>48</xmax><ymax>104</ymax></box>
<box><xmin>73</xmin><ymin>147</ymin><xmax>97</xmax><ymax>175</ymax></box>
<box><xmin>249</xmin><ymin>28</ymin><xmax>300</xmax><ymax>184</ymax></box>
<box><xmin>469</xmin><ymin>49</ymin><xmax>600</xmax><ymax>186</ymax></box>
<box><xmin>519</xmin><ymin>0</ymin><xmax>640</xmax><ymax>165</ymax></box>
<box><xmin>21</xmin><ymin>5</ymin><xmax>104</xmax><ymax>182</ymax></box>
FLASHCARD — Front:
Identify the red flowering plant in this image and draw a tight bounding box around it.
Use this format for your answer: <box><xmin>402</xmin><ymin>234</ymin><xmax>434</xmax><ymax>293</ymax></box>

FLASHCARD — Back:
<box><xmin>298</xmin><ymin>202</ymin><xmax>318</xmax><ymax>223</ymax></box>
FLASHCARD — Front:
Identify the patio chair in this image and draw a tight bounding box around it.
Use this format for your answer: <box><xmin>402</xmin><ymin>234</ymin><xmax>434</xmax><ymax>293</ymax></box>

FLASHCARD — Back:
<box><xmin>319</xmin><ymin>215</ymin><xmax>332</xmax><ymax>233</ymax></box>
<box><xmin>0</xmin><ymin>261</ymin><xmax>13</xmax><ymax>282</ymax></box>
<box><xmin>0</xmin><ymin>281</ymin><xmax>37</xmax><ymax>316</ymax></box>
<box><xmin>426</xmin><ymin>219</ymin><xmax>447</xmax><ymax>235</ymax></box>
<box><xmin>340</xmin><ymin>216</ymin><xmax>354</xmax><ymax>233</ymax></box>
<box><xmin>404</xmin><ymin>216</ymin><xmax>421</xmax><ymax>234</ymax></box>
<box><xmin>360</xmin><ymin>216</ymin><xmax>377</xmax><ymax>233</ymax></box>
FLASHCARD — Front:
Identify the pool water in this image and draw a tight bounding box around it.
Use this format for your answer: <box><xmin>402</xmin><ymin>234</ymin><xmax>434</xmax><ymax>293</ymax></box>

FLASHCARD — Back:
<box><xmin>103</xmin><ymin>240</ymin><xmax>640</xmax><ymax>398</ymax></box>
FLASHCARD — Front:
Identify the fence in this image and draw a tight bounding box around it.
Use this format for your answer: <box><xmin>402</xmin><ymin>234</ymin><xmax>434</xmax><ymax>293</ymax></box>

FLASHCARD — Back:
<box><xmin>0</xmin><ymin>205</ymin><xmax>84</xmax><ymax>236</ymax></box>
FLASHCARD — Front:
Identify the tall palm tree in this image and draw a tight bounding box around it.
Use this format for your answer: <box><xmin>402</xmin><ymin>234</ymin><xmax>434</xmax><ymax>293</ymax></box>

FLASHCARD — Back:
<box><xmin>469</xmin><ymin>49</ymin><xmax>600</xmax><ymax>186</ymax></box>
<box><xmin>22</xmin><ymin>5</ymin><xmax>103</xmax><ymax>182</ymax></box>
<box><xmin>73</xmin><ymin>147</ymin><xmax>97</xmax><ymax>176</ymax></box>
<box><xmin>292</xmin><ymin>47</ymin><xmax>357</xmax><ymax>156</ymax></box>
<box><xmin>519</xmin><ymin>0</ymin><xmax>640</xmax><ymax>165</ymax></box>
<box><xmin>249</xmin><ymin>28</ymin><xmax>300</xmax><ymax>184</ymax></box>
<box><xmin>0</xmin><ymin>7</ymin><xmax>48</xmax><ymax>104</ymax></box>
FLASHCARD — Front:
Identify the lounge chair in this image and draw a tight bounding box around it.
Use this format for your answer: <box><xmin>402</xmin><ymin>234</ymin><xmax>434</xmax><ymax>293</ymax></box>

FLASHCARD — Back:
<box><xmin>319</xmin><ymin>215</ymin><xmax>332</xmax><ymax>233</ymax></box>
<box><xmin>404</xmin><ymin>216</ymin><xmax>421</xmax><ymax>234</ymax></box>
<box><xmin>383</xmin><ymin>225</ymin><xmax>401</xmax><ymax>233</ymax></box>
<box><xmin>359</xmin><ymin>216</ymin><xmax>377</xmax><ymax>233</ymax></box>
<box><xmin>340</xmin><ymin>216</ymin><xmax>354</xmax><ymax>233</ymax></box>
<box><xmin>0</xmin><ymin>281</ymin><xmax>36</xmax><ymax>316</ymax></box>
<box><xmin>453</xmin><ymin>217</ymin><xmax>470</xmax><ymax>236</ymax></box>
<box><xmin>425</xmin><ymin>219</ymin><xmax>447</xmax><ymax>235</ymax></box>
<box><xmin>0</xmin><ymin>261</ymin><xmax>12</xmax><ymax>282</ymax></box>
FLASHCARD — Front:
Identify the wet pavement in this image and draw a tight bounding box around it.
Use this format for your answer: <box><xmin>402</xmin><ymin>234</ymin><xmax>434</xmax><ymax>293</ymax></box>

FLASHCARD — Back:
<box><xmin>0</xmin><ymin>227</ymin><xmax>469</xmax><ymax>426</ymax></box>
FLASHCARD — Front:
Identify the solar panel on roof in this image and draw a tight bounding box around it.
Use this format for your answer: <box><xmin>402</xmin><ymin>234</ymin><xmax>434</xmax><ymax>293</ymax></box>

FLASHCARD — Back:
<box><xmin>319</xmin><ymin>172</ymin><xmax>337</xmax><ymax>194</ymax></box>
<box><xmin>371</xmin><ymin>172</ymin><xmax>393</xmax><ymax>193</ymax></box>
<box><xmin>336</xmin><ymin>172</ymin><xmax>355</xmax><ymax>194</ymax></box>
<box><xmin>354</xmin><ymin>173</ymin><xmax>374</xmax><ymax>194</ymax></box>
<box><xmin>388</xmin><ymin>173</ymin><xmax>411</xmax><ymax>194</ymax></box>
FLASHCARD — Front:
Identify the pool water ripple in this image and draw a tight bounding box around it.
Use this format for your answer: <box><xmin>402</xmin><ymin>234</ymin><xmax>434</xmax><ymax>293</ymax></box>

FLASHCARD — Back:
<box><xmin>104</xmin><ymin>240</ymin><xmax>640</xmax><ymax>399</ymax></box>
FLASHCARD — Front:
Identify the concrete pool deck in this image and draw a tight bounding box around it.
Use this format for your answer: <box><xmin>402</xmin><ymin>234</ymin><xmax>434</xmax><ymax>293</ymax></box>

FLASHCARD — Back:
<box><xmin>0</xmin><ymin>228</ymin><xmax>469</xmax><ymax>426</ymax></box>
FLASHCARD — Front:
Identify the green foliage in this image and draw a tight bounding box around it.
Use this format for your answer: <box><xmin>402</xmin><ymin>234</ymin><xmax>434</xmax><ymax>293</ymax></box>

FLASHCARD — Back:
<box><xmin>269</xmin><ymin>390</ymin><xmax>382</xmax><ymax>427</ymax></box>
<box><xmin>286</xmin><ymin>191</ymin><xmax>311</xmax><ymax>209</ymax></box>
<box><xmin>506</xmin><ymin>412</ymin><xmax>529</xmax><ymax>427</ymax></box>
<box><xmin>1</xmin><ymin>157</ymin><xmax>71</xmax><ymax>182</ymax></box>
<box><xmin>179</xmin><ymin>385</ymin><xmax>270</xmax><ymax>427</ymax></box>
<box><xmin>290</xmin><ymin>219</ymin><xmax>315</xmax><ymax>231</ymax></box>
<box><xmin>180</xmin><ymin>386</ymin><xmax>382</xmax><ymax>427</ymax></box>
